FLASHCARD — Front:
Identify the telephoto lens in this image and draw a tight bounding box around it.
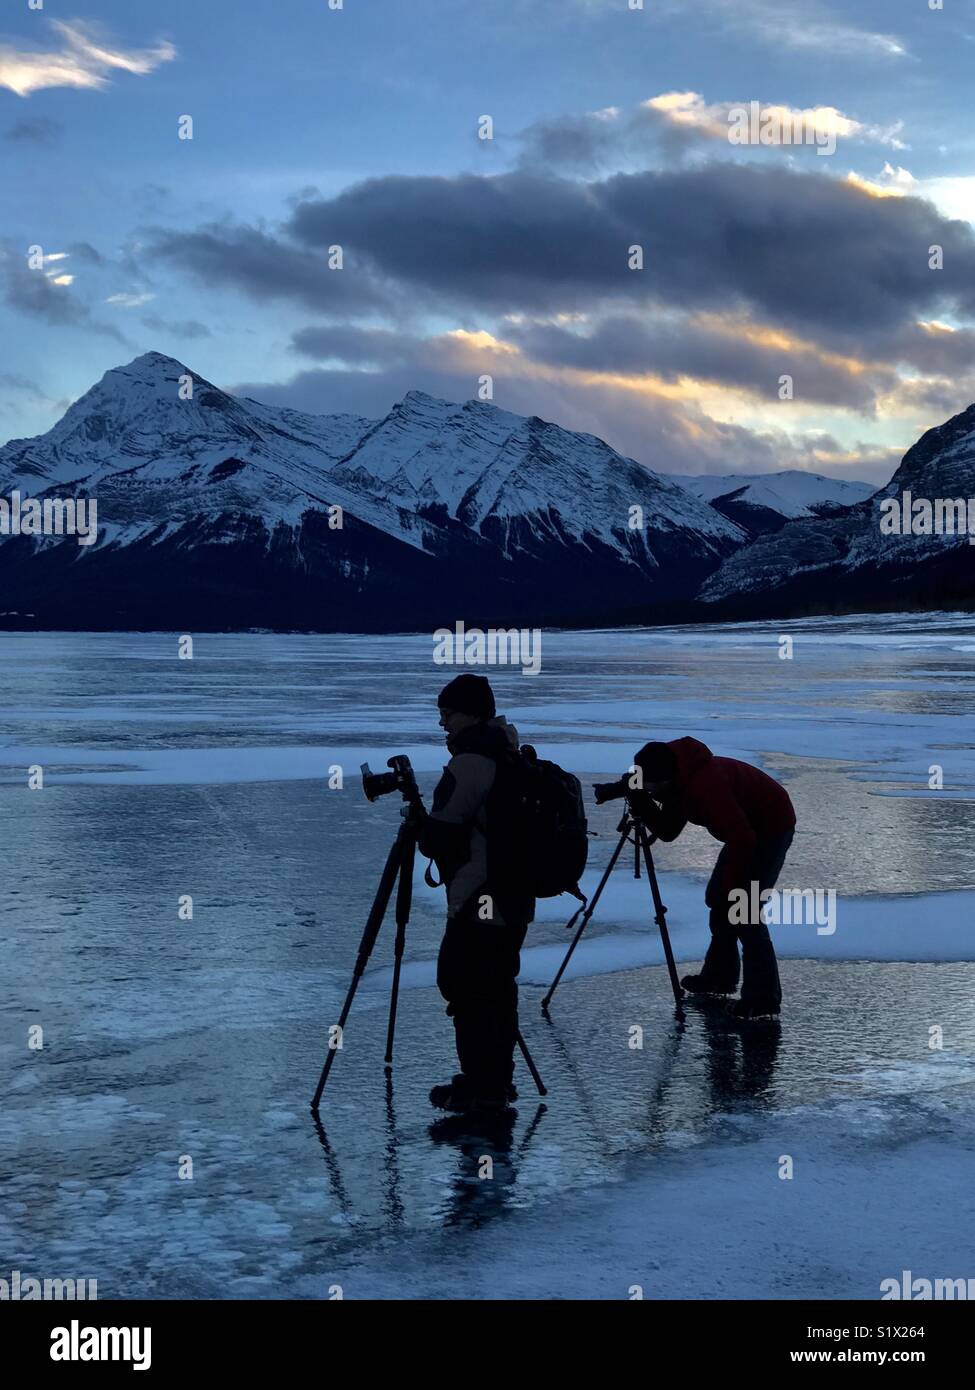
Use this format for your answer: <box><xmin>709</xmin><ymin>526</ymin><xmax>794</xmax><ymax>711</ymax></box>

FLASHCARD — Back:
<box><xmin>360</xmin><ymin>755</ymin><xmax>421</xmax><ymax>803</ymax></box>
<box><xmin>360</xmin><ymin>762</ymin><xmax>399</xmax><ymax>801</ymax></box>
<box><xmin>592</xmin><ymin>776</ymin><xmax>631</xmax><ymax>805</ymax></box>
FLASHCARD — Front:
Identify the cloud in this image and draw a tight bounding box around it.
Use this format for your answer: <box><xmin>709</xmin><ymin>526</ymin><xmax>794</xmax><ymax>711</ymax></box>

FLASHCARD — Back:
<box><xmin>150</xmin><ymin>222</ymin><xmax>390</xmax><ymax>317</ymax></box>
<box><xmin>880</xmin><ymin>373</ymin><xmax>975</xmax><ymax>421</ymax></box>
<box><xmin>105</xmin><ymin>292</ymin><xmax>156</xmax><ymax>308</ymax></box>
<box><xmin>515</xmin><ymin>103</ymin><xmax>672</xmax><ymax>173</ymax></box>
<box><xmin>141</xmin><ymin>315</ymin><xmax>211</xmax><ymax>340</ymax></box>
<box><xmin>151</xmin><ymin>131</ymin><xmax>975</xmax><ymax>487</ymax></box>
<box><xmin>845</xmin><ymin>163</ymin><xmax>918</xmax><ymax>199</ymax></box>
<box><xmin>279</xmin><ymin>163</ymin><xmax>975</xmax><ymax>340</ymax></box>
<box><xmin>0</xmin><ymin>19</ymin><xmax>175</xmax><ymax>98</ymax></box>
<box><xmin>653</xmin><ymin>0</ymin><xmax>907</xmax><ymax>60</ymax></box>
<box><xmin>290</xmin><ymin>313</ymin><xmax>895</xmax><ymax>413</ymax></box>
<box><xmin>0</xmin><ymin>372</ymin><xmax>46</xmax><ymax>400</ymax></box>
<box><xmin>645</xmin><ymin>93</ymin><xmax>907</xmax><ymax>153</ymax></box>
<box><xmin>516</xmin><ymin>94</ymin><xmax>907</xmax><ymax>173</ymax></box>
<box><xmin>0</xmin><ymin>372</ymin><xmax>73</xmax><ymax>421</ymax></box>
<box><xmin>154</xmin><ymin>160</ymin><xmax>975</xmax><ymax>462</ymax></box>
<box><xmin>912</xmin><ymin>175</ymin><xmax>975</xmax><ymax>226</ymax></box>
<box><xmin>0</xmin><ymin>244</ymin><xmax>131</xmax><ymax>345</ymax></box>
<box><xmin>5</xmin><ymin>116</ymin><xmax>62</xmax><ymax>143</ymax></box>
<box><xmin>882</xmin><ymin>320</ymin><xmax>975</xmax><ymax>375</ymax></box>
<box><xmin>501</xmin><ymin>312</ymin><xmax>898</xmax><ymax>411</ymax></box>
<box><xmin>289</xmin><ymin>323</ymin><xmax>509</xmax><ymax>373</ymax></box>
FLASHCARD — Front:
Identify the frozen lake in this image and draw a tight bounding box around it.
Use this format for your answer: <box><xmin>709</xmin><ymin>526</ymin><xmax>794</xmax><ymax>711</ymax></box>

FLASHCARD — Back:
<box><xmin>2</xmin><ymin>614</ymin><xmax>974</xmax><ymax>1298</ymax></box>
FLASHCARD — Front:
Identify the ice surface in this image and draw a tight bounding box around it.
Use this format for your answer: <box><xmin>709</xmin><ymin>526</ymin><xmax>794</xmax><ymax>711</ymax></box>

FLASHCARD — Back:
<box><xmin>3</xmin><ymin>614</ymin><xmax>974</xmax><ymax>1299</ymax></box>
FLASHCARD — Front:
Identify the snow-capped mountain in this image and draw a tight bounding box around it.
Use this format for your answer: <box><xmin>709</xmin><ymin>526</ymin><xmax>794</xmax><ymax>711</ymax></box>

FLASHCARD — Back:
<box><xmin>700</xmin><ymin>402</ymin><xmax>975</xmax><ymax>616</ymax></box>
<box><xmin>0</xmin><ymin>353</ymin><xmax>744</xmax><ymax>631</ymax></box>
<box><xmin>670</xmin><ymin>470</ymin><xmax>875</xmax><ymax>536</ymax></box>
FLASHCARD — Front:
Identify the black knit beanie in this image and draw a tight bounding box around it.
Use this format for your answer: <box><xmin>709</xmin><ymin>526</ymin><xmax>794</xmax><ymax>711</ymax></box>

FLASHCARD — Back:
<box><xmin>634</xmin><ymin>741</ymin><xmax>678</xmax><ymax>782</ymax></box>
<box><xmin>437</xmin><ymin>673</ymin><xmax>496</xmax><ymax>719</ymax></box>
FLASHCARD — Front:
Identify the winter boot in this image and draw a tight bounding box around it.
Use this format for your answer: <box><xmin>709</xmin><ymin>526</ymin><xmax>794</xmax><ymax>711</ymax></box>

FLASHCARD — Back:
<box><xmin>680</xmin><ymin>972</ymin><xmax>737</xmax><ymax>997</ymax></box>
<box><xmin>429</xmin><ymin>1074</ymin><xmax>476</xmax><ymax>1111</ymax></box>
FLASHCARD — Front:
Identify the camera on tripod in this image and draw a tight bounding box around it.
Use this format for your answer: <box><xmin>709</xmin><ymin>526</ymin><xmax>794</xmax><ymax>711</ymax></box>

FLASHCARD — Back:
<box><xmin>314</xmin><ymin>750</ymin><xmax>545</xmax><ymax>1110</ymax></box>
<box><xmin>542</xmin><ymin>769</ymin><xmax>685</xmax><ymax>1019</ymax></box>
<box><xmin>360</xmin><ymin>754</ymin><xmax>421</xmax><ymax>804</ymax></box>
<box><xmin>592</xmin><ymin>775</ymin><xmax>634</xmax><ymax>806</ymax></box>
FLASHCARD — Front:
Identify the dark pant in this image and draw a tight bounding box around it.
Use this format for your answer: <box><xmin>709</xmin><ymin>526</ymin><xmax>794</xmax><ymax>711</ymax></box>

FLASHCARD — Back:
<box><xmin>702</xmin><ymin>829</ymin><xmax>794</xmax><ymax>1008</ymax></box>
<box><xmin>436</xmin><ymin>913</ymin><xmax>528</xmax><ymax>1097</ymax></box>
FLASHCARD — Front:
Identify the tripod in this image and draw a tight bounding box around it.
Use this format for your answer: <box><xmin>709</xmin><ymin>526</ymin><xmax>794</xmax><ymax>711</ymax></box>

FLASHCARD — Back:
<box><xmin>311</xmin><ymin>795</ymin><xmax>547</xmax><ymax>1112</ymax></box>
<box><xmin>541</xmin><ymin>807</ymin><xmax>686</xmax><ymax>1022</ymax></box>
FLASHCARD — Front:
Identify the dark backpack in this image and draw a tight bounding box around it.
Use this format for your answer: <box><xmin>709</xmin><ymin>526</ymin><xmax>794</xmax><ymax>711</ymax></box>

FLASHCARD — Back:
<box><xmin>490</xmin><ymin>744</ymin><xmax>589</xmax><ymax>901</ymax></box>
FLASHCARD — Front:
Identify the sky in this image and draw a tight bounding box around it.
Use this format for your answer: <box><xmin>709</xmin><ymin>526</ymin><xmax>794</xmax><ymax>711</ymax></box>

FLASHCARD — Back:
<box><xmin>3</xmin><ymin>0</ymin><xmax>975</xmax><ymax>484</ymax></box>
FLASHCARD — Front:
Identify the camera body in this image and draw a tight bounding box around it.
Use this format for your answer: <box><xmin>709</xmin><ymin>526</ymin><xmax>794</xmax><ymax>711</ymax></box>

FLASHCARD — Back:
<box><xmin>360</xmin><ymin>754</ymin><xmax>421</xmax><ymax>803</ymax></box>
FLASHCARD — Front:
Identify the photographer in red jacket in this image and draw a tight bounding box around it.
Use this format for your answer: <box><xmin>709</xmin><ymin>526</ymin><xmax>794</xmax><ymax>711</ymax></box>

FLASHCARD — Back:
<box><xmin>631</xmin><ymin>737</ymin><xmax>796</xmax><ymax>1020</ymax></box>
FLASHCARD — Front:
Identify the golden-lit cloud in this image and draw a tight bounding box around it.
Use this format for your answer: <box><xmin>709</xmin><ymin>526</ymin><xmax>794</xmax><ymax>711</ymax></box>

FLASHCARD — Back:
<box><xmin>0</xmin><ymin>19</ymin><xmax>175</xmax><ymax>98</ymax></box>
<box><xmin>845</xmin><ymin>164</ymin><xmax>917</xmax><ymax>199</ymax></box>
<box><xmin>644</xmin><ymin>92</ymin><xmax>905</xmax><ymax>151</ymax></box>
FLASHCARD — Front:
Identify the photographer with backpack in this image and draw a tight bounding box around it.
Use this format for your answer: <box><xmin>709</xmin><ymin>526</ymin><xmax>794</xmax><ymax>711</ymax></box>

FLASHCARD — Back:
<box><xmin>420</xmin><ymin>674</ymin><xmax>532</xmax><ymax>1114</ymax></box>
<box><xmin>420</xmin><ymin>673</ymin><xmax>587</xmax><ymax>1114</ymax></box>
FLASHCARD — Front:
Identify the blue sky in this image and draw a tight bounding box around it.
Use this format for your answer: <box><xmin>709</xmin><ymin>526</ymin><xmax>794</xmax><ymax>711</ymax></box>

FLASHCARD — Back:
<box><xmin>3</xmin><ymin>0</ymin><xmax>975</xmax><ymax>481</ymax></box>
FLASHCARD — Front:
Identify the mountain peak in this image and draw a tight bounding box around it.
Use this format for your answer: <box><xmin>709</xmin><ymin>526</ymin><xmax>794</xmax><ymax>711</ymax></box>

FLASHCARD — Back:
<box><xmin>400</xmin><ymin>389</ymin><xmax>445</xmax><ymax>406</ymax></box>
<box><xmin>30</xmin><ymin>351</ymin><xmax>246</xmax><ymax>474</ymax></box>
<box><xmin>129</xmin><ymin>350</ymin><xmax>190</xmax><ymax>371</ymax></box>
<box><xmin>101</xmin><ymin>351</ymin><xmax>199</xmax><ymax>388</ymax></box>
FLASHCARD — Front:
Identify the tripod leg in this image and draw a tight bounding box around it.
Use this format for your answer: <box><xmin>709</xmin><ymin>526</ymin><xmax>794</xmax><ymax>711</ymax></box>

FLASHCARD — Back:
<box><xmin>516</xmin><ymin>1030</ymin><xmax>547</xmax><ymax>1096</ymax></box>
<box><xmin>541</xmin><ymin>820</ymin><xmax>632</xmax><ymax>1013</ymax></box>
<box><xmin>384</xmin><ymin>828</ymin><xmax>416</xmax><ymax>1067</ymax></box>
<box><xmin>636</xmin><ymin>824</ymin><xmax>686</xmax><ymax>1021</ymax></box>
<box><xmin>311</xmin><ymin>825</ymin><xmax>406</xmax><ymax>1110</ymax></box>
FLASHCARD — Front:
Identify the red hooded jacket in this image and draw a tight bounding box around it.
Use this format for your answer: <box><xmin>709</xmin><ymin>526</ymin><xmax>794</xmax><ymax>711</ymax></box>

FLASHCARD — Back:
<box><xmin>650</xmin><ymin>737</ymin><xmax>796</xmax><ymax>892</ymax></box>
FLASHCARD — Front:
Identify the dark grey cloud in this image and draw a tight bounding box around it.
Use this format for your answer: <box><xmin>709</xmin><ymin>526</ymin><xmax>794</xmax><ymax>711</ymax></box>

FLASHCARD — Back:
<box><xmin>291</xmin><ymin>323</ymin><xmax>417</xmax><ymax>365</ymax></box>
<box><xmin>515</xmin><ymin>103</ymin><xmax>705</xmax><ymax>174</ymax></box>
<box><xmin>152</xmin><ymin>164</ymin><xmax>975</xmax><ymax>354</ymax></box>
<box><xmin>5</xmin><ymin>116</ymin><xmax>63</xmax><ymax>144</ymax></box>
<box><xmin>290</xmin><ymin>323</ymin><xmax>471</xmax><ymax>372</ymax></box>
<box><xmin>879</xmin><ymin>321</ymin><xmax>975</xmax><ymax>375</ymax></box>
<box><xmin>1</xmin><ymin>246</ymin><xmax>131</xmax><ymax>346</ymax></box>
<box><xmin>151</xmin><ymin>222</ymin><xmax>391</xmax><ymax>317</ymax></box>
<box><xmin>287</xmin><ymin>170</ymin><xmax>618</xmax><ymax>316</ymax></box>
<box><xmin>282</xmin><ymin>164</ymin><xmax>975</xmax><ymax>341</ymax></box>
<box><xmin>5</xmin><ymin>263</ymin><xmax>88</xmax><ymax>327</ymax></box>
<box><xmin>142</xmin><ymin>315</ymin><xmax>211</xmax><ymax>339</ymax></box>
